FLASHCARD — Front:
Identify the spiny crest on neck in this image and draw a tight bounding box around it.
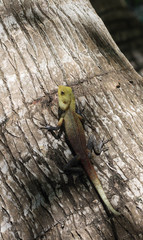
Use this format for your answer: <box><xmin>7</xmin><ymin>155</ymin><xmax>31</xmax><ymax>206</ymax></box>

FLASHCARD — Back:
<box><xmin>58</xmin><ymin>86</ymin><xmax>75</xmax><ymax>111</ymax></box>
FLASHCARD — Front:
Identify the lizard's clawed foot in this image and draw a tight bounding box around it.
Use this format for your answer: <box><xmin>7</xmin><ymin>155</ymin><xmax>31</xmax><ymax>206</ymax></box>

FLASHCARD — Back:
<box><xmin>40</xmin><ymin>123</ymin><xmax>60</xmax><ymax>131</ymax></box>
<box><xmin>40</xmin><ymin>124</ymin><xmax>53</xmax><ymax>130</ymax></box>
<box><xmin>87</xmin><ymin>135</ymin><xmax>112</xmax><ymax>156</ymax></box>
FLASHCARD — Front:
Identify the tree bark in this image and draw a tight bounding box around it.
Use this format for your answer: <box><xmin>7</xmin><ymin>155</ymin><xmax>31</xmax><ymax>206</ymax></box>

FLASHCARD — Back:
<box><xmin>0</xmin><ymin>0</ymin><xmax>143</xmax><ymax>239</ymax></box>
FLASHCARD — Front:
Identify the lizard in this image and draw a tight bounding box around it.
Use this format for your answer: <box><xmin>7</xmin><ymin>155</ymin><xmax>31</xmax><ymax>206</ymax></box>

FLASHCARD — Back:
<box><xmin>41</xmin><ymin>85</ymin><xmax>120</xmax><ymax>216</ymax></box>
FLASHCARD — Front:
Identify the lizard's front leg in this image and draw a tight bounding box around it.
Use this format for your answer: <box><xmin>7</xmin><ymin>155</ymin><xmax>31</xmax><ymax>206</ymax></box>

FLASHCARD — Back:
<box><xmin>87</xmin><ymin>135</ymin><xmax>112</xmax><ymax>157</ymax></box>
<box><xmin>40</xmin><ymin>117</ymin><xmax>64</xmax><ymax>139</ymax></box>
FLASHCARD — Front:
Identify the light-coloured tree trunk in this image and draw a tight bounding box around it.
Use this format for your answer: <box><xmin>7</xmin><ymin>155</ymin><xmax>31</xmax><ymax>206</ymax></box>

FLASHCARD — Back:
<box><xmin>0</xmin><ymin>0</ymin><xmax>143</xmax><ymax>239</ymax></box>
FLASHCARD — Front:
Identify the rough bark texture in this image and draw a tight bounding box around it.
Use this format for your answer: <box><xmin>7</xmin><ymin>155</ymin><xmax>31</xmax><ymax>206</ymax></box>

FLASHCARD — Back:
<box><xmin>90</xmin><ymin>0</ymin><xmax>143</xmax><ymax>75</ymax></box>
<box><xmin>0</xmin><ymin>0</ymin><xmax>143</xmax><ymax>239</ymax></box>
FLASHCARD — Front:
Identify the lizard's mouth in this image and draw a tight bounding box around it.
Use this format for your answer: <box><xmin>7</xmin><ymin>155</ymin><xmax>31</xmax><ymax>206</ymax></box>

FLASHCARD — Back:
<box><xmin>59</xmin><ymin>100</ymin><xmax>69</xmax><ymax>111</ymax></box>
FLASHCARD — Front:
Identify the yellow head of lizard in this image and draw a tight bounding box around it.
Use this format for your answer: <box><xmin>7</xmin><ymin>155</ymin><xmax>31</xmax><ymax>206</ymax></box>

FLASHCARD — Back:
<box><xmin>58</xmin><ymin>86</ymin><xmax>75</xmax><ymax>111</ymax></box>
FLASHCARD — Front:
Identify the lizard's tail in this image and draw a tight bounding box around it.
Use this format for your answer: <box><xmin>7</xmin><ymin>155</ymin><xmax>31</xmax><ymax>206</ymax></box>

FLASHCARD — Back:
<box><xmin>92</xmin><ymin>177</ymin><xmax>120</xmax><ymax>215</ymax></box>
<box><xmin>83</xmin><ymin>160</ymin><xmax>120</xmax><ymax>216</ymax></box>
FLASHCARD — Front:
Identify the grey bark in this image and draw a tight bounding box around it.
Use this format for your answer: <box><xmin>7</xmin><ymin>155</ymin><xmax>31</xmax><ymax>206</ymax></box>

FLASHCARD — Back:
<box><xmin>0</xmin><ymin>0</ymin><xmax>143</xmax><ymax>239</ymax></box>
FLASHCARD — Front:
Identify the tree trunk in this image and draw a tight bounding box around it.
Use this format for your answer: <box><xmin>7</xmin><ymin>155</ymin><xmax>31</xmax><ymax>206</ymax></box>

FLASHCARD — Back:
<box><xmin>0</xmin><ymin>0</ymin><xmax>143</xmax><ymax>239</ymax></box>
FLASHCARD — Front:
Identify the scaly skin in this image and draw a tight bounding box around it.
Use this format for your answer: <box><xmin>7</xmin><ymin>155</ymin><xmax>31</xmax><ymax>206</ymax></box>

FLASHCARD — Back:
<box><xmin>49</xmin><ymin>86</ymin><xmax>120</xmax><ymax>215</ymax></box>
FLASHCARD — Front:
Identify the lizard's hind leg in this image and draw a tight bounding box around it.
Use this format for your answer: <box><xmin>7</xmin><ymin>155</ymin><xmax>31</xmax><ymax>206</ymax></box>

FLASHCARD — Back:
<box><xmin>63</xmin><ymin>155</ymin><xmax>84</xmax><ymax>174</ymax></box>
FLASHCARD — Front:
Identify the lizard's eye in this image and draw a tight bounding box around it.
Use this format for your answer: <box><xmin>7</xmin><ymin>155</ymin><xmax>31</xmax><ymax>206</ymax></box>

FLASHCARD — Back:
<box><xmin>61</xmin><ymin>91</ymin><xmax>65</xmax><ymax>95</ymax></box>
